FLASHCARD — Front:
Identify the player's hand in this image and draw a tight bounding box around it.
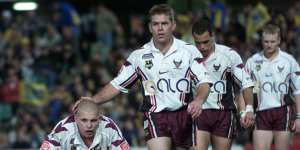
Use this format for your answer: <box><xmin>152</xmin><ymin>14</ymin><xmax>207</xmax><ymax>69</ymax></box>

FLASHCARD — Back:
<box><xmin>240</xmin><ymin>111</ymin><xmax>255</xmax><ymax>128</ymax></box>
<box><xmin>187</xmin><ymin>100</ymin><xmax>203</xmax><ymax>119</ymax></box>
<box><xmin>72</xmin><ymin>97</ymin><xmax>94</xmax><ymax>113</ymax></box>
<box><xmin>293</xmin><ymin>119</ymin><xmax>300</xmax><ymax>132</ymax></box>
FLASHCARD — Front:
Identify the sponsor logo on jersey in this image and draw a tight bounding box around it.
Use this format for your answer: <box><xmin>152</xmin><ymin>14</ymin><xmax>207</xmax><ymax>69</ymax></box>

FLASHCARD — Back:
<box><xmin>265</xmin><ymin>73</ymin><xmax>273</xmax><ymax>77</ymax></box>
<box><xmin>145</xmin><ymin>60</ymin><xmax>153</xmax><ymax>69</ymax></box>
<box><xmin>142</xmin><ymin>53</ymin><xmax>154</xmax><ymax>59</ymax></box>
<box><xmin>143</xmin><ymin>80</ymin><xmax>156</xmax><ymax>95</ymax></box>
<box><xmin>143</xmin><ymin>78</ymin><xmax>190</xmax><ymax>95</ymax></box>
<box><xmin>210</xmin><ymin>80</ymin><xmax>227</xmax><ymax>94</ymax></box>
<box><xmin>261</xmin><ymin>81</ymin><xmax>288</xmax><ymax>94</ymax></box>
<box><xmin>159</xmin><ymin>70</ymin><xmax>168</xmax><ymax>75</ymax></box>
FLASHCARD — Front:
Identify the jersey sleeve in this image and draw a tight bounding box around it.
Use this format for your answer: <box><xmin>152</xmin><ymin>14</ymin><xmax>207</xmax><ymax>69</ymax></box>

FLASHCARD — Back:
<box><xmin>230</xmin><ymin>51</ymin><xmax>254</xmax><ymax>90</ymax></box>
<box><xmin>110</xmin><ymin>52</ymin><xmax>139</xmax><ymax>93</ymax></box>
<box><xmin>40</xmin><ymin>137</ymin><xmax>61</xmax><ymax>150</ymax></box>
<box><xmin>290</xmin><ymin>58</ymin><xmax>300</xmax><ymax>95</ymax></box>
<box><xmin>40</xmin><ymin>120</ymin><xmax>66</xmax><ymax>150</ymax></box>
<box><xmin>190</xmin><ymin>58</ymin><xmax>213</xmax><ymax>88</ymax></box>
<box><xmin>104</xmin><ymin>118</ymin><xmax>131</xmax><ymax>150</ymax></box>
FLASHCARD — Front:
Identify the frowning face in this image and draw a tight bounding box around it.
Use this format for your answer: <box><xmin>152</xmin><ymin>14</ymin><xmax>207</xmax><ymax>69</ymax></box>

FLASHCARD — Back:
<box><xmin>149</xmin><ymin>14</ymin><xmax>176</xmax><ymax>45</ymax></box>
<box><xmin>193</xmin><ymin>31</ymin><xmax>214</xmax><ymax>58</ymax></box>
<box><xmin>262</xmin><ymin>32</ymin><xmax>280</xmax><ymax>56</ymax></box>
<box><xmin>75</xmin><ymin>110</ymin><xmax>100</xmax><ymax>139</ymax></box>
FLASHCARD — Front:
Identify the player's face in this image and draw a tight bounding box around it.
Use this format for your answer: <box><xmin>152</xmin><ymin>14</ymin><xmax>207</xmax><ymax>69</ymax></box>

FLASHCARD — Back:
<box><xmin>193</xmin><ymin>31</ymin><xmax>214</xmax><ymax>58</ymax></box>
<box><xmin>262</xmin><ymin>32</ymin><xmax>280</xmax><ymax>55</ymax></box>
<box><xmin>149</xmin><ymin>14</ymin><xmax>176</xmax><ymax>45</ymax></box>
<box><xmin>75</xmin><ymin>111</ymin><xmax>100</xmax><ymax>139</ymax></box>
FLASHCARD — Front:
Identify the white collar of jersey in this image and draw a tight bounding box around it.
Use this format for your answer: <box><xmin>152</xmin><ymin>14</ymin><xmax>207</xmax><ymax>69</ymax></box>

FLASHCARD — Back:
<box><xmin>205</xmin><ymin>43</ymin><xmax>217</xmax><ymax>62</ymax></box>
<box><xmin>148</xmin><ymin>37</ymin><xmax>179</xmax><ymax>55</ymax></box>
<box><xmin>262</xmin><ymin>48</ymin><xmax>282</xmax><ymax>62</ymax></box>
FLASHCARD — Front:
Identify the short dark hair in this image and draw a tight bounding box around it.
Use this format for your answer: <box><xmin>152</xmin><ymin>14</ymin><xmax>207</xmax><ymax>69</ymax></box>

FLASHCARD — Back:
<box><xmin>192</xmin><ymin>16</ymin><xmax>213</xmax><ymax>36</ymax></box>
<box><xmin>149</xmin><ymin>4</ymin><xmax>175</xmax><ymax>22</ymax></box>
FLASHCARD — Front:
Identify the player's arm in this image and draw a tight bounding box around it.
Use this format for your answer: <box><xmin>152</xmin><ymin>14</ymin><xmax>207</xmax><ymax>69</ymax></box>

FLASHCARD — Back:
<box><xmin>40</xmin><ymin>118</ymin><xmax>68</xmax><ymax>150</ymax></box>
<box><xmin>231</xmin><ymin>52</ymin><xmax>255</xmax><ymax>127</ymax></box>
<box><xmin>80</xmin><ymin>54</ymin><xmax>138</xmax><ymax>106</ymax></box>
<box><xmin>40</xmin><ymin>138</ymin><xmax>62</xmax><ymax>150</ymax></box>
<box><xmin>87</xmin><ymin>83</ymin><xmax>120</xmax><ymax>105</ymax></box>
<box><xmin>188</xmin><ymin>82</ymin><xmax>211</xmax><ymax>119</ymax></box>
<box><xmin>291</xmin><ymin>59</ymin><xmax>300</xmax><ymax>132</ymax></box>
<box><xmin>188</xmin><ymin>58</ymin><xmax>212</xmax><ymax>119</ymax></box>
<box><xmin>295</xmin><ymin>94</ymin><xmax>300</xmax><ymax>132</ymax></box>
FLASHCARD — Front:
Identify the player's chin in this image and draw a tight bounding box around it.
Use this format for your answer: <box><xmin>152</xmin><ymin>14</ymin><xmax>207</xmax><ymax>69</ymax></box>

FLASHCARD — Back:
<box><xmin>84</xmin><ymin>131</ymin><xmax>94</xmax><ymax>138</ymax></box>
<box><xmin>156</xmin><ymin>37</ymin><xmax>167</xmax><ymax>43</ymax></box>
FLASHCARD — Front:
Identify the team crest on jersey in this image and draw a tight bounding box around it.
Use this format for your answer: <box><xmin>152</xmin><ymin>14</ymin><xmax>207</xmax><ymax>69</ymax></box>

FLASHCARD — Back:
<box><xmin>213</xmin><ymin>64</ymin><xmax>221</xmax><ymax>71</ymax></box>
<box><xmin>142</xmin><ymin>53</ymin><xmax>154</xmax><ymax>59</ymax></box>
<box><xmin>173</xmin><ymin>59</ymin><xmax>182</xmax><ymax>69</ymax></box>
<box><xmin>145</xmin><ymin>60</ymin><xmax>153</xmax><ymax>69</ymax></box>
<box><xmin>277</xmin><ymin>66</ymin><xmax>284</xmax><ymax>73</ymax></box>
<box><xmin>255</xmin><ymin>59</ymin><xmax>263</xmax><ymax>71</ymax></box>
<box><xmin>255</xmin><ymin>64</ymin><xmax>261</xmax><ymax>71</ymax></box>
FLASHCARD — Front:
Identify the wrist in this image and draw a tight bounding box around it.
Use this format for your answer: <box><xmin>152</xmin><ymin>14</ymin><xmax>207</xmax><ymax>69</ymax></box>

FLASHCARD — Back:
<box><xmin>240</xmin><ymin>110</ymin><xmax>246</xmax><ymax>118</ymax></box>
<box><xmin>245</xmin><ymin>105</ymin><xmax>254</xmax><ymax>113</ymax></box>
<box><xmin>193</xmin><ymin>98</ymin><xmax>205</xmax><ymax>105</ymax></box>
<box><xmin>296</xmin><ymin>113</ymin><xmax>300</xmax><ymax>120</ymax></box>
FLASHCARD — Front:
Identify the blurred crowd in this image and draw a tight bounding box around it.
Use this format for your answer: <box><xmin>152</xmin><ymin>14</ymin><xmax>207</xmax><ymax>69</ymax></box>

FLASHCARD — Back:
<box><xmin>0</xmin><ymin>0</ymin><xmax>300</xmax><ymax>148</ymax></box>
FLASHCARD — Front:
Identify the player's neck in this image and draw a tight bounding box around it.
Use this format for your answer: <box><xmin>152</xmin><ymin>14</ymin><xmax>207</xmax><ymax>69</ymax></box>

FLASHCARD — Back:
<box><xmin>154</xmin><ymin>38</ymin><xmax>173</xmax><ymax>55</ymax></box>
<box><xmin>203</xmin><ymin>45</ymin><xmax>215</xmax><ymax>59</ymax></box>
<box><xmin>264</xmin><ymin>49</ymin><xmax>279</xmax><ymax>61</ymax></box>
<box><xmin>82</xmin><ymin>137</ymin><xmax>94</xmax><ymax>148</ymax></box>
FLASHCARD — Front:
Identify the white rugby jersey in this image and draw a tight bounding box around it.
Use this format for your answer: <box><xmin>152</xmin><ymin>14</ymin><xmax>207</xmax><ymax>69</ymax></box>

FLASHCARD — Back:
<box><xmin>200</xmin><ymin>44</ymin><xmax>254</xmax><ymax>110</ymax></box>
<box><xmin>111</xmin><ymin>38</ymin><xmax>212</xmax><ymax>112</ymax></box>
<box><xmin>245</xmin><ymin>50</ymin><xmax>300</xmax><ymax>111</ymax></box>
<box><xmin>40</xmin><ymin>115</ymin><xmax>130</xmax><ymax>150</ymax></box>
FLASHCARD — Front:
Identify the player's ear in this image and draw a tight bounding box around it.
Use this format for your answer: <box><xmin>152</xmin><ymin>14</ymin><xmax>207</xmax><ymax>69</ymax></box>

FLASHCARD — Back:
<box><xmin>98</xmin><ymin>113</ymin><xmax>103</xmax><ymax>121</ymax></box>
<box><xmin>148</xmin><ymin>22</ymin><xmax>153</xmax><ymax>34</ymax></box>
<box><xmin>172</xmin><ymin>22</ymin><xmax>176</xmax><ymax>31</ymax></box>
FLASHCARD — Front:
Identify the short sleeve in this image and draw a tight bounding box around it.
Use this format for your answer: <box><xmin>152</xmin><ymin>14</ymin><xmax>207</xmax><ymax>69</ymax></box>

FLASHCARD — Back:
<box><xmin>110</xmin><ymin>53</ymin><xmax>139</xmax><ymax>93</ymax></box>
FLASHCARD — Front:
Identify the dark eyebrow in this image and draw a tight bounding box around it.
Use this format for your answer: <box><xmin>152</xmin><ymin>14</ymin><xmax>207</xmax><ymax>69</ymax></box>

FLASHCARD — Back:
<box><xmin>195</xmin><ymin>40</ymin><xmax>210</xmax><ymax>44</ymax></box>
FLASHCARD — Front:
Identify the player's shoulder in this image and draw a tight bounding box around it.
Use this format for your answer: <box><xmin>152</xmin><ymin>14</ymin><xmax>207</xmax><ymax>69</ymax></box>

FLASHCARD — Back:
<box><xmin>215</xmin><ymin>44</ymin><xmax>242</xmax><ymax>63</ymax></box>
<box><xmin>247</xmin><ymin>52</ymin><xmax>263</xmax><ymax>63</ymax></box>
<box><xmin>98</xmin><ymin>116</ymin><xmax>123</xmax><ymax>137</ymax></box>
<box><xmin>51</xmin><ymin>115</ymin><xmax>76</xmax><ymax>136</ymax></box>
<box><xmin>216</xmin><ymin>44</ymin><xmax>239</xmax><ymax>56</ymax></box>
<box><xmin>177</xmin><ymin>39</ymin><xmax>197</xmax><ymax>50</ymax></box>
<box><xmin>99</xmin><ymin>116</ymin><xmax>120</xmax><ymax>128</ymax></box>
<box><xmin>279</xmin><ymin>50</ymin><xmax>297</xmax><ymax>63</ymax></box>
<box><xmin>175</xmin><ymin>39</ymin><xmax>202</xmax><ymax>58</ymax></box>
<box><xmin>128</xmin><ymin>42</ymin><xmax>154</xmax><ymax>59</ymax></box>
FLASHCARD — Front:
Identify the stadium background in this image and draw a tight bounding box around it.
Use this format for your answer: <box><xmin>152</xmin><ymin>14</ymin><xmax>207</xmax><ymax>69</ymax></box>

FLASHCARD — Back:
<box><xmin>0</xmin><ymin>0</ymin><xmax>299</xmax><ymax>149</ymax></box>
